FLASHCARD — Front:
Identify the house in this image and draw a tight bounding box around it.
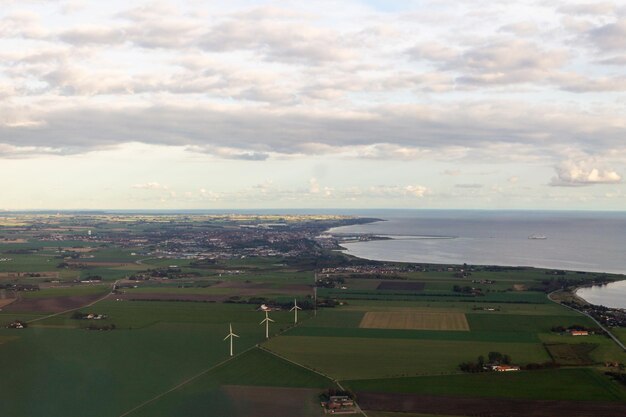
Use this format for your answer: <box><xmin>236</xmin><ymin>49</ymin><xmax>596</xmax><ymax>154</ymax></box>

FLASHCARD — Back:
<box><xmin>492</xmin><ymin>365</ymin><xmax>520</xmax><ymax>372</ymax></box>
<box><xmin>571</xmin><ymin>330</ymin><xmax>589</xmax><ymax>336</ymax></box>
<box><xmin>323</xmin><ymin>395</ymin><xmax>356</xmax><ymax>413</ymax></box>
<box><xmin>7</xmin><ymin>320</ymin><xmax>26</xmax><ymax>329</ymax></box>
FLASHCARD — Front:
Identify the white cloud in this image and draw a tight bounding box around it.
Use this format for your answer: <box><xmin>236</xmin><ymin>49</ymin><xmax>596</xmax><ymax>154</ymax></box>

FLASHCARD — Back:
<box><xmin>309</xmin><ymin>177</ymin><xmax>320</xmax><ymax>194</ymax></box>
<box><xmin>131</xmin><ymin>182</ymin><xmax>168</xmax><ymax>190</ymax></box>
<box><xmin>550</xmin><ymin>160</ymin><xmax>622</xmax><ymax>186</ymax></box>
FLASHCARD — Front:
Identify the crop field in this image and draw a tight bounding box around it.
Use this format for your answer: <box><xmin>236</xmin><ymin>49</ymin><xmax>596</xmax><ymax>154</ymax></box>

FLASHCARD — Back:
<box><xmin>357</xmin><ymin>392</ymin><xmax>626</xmax><ymax>417</ymax></box>
<box><xmin>127</xmin><ymin>348</ymin><xmax>333</xmax><ymax>417</ymax></box>
<box><xmin>614</xmin><ymin>328</ymin><xmax>626</xmax><ymax>345</ymax></box>
<box><xmin>340</xmin><ymin>299</ymin><xmax>583</xmax><ymax>315</ymax></box>
<box><xmin>286</xmin><ymin>326</ymin><xmax>539</xmax><ymax>343</ymax></box>
<box><xmin>377</xmin><ymin>281</ymin><xmax>426</xmax><ymax>291</ymax></box>
<box><xmin>544</xmin><ymin>343</ymin><xmax>597</xmax><ymax>365</ymax></box>
<box><xmin>344</xmin><ymin>368</ymin><xmax>626</xmax><ymax>402</ymax></box>
<box><xmin>0</xmin><ymin>298</ymin><xmax>16</xmax><ymax>308</ymax></box>
<box><xmin>0</xmin><ymin>303</ymin><xmax>296</xmax><ymax>417</ymax></box>
<box><xmin>360</xmin><ymin>311</ymin><xmax>469</xmax><ymax>331</ymax></box>
<box><xmin>2</xmin><ymin>214</ymin><xmax>626</xmax><ymax>416</ymax></box>
<box><xmin>263</xmin><ymin>335</ymin><xmax>550</xmax><ymax>379</ymax></box>
<box><xmin>467</xmin><ymin>314</ymin><xmax>597</xmax><ymax>333</ymax></box>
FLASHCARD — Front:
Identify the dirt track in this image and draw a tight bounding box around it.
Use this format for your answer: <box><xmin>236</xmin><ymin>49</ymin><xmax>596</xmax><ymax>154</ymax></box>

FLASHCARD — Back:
<box><xmin>357</xmin><ymin>392</ymin><xmax>626</xmax><ymax>417</ymax></box>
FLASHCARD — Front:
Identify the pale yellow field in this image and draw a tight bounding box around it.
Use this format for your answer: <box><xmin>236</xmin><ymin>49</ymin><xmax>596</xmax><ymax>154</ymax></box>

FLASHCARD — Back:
<box><xmin>359</xmin><ymin>311</ymin><xmax>469</xmax><ymax>331</ymax></box>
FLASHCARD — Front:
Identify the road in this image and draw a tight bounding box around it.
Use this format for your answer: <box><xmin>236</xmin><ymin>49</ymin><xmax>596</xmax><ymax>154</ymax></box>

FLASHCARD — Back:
<box><xmin>548</xmin><ymin>290</ymin><xmax>626</xmax><ymax>351</ymax></box>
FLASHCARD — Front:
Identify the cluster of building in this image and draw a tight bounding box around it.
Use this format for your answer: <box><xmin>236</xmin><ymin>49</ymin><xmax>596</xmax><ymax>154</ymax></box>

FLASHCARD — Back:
<box><xmin>322</xmin><ymin>395</ymin><xmax>357</xmax><ymax>414</ymax></box>
<box><xmin>7</xmin><ymin>320</ymin><xmax>26</xmax><ymax>329</ymax></box>
<box><xmin>487</xmin><ymin>364</ymin><xmax>521</xmax><ymax>372</ymax></box>
<box><xmin>567</xmin><ymin>302</ymin><xmax>626</xmax><ymax>328</ymax></box>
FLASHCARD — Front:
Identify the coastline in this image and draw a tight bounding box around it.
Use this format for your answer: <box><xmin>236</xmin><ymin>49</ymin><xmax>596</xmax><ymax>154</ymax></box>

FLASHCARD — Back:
<box><xmin>325</xmin><ymin>219</ymin><xmax>626</xmax><ymax>311</ymax></box>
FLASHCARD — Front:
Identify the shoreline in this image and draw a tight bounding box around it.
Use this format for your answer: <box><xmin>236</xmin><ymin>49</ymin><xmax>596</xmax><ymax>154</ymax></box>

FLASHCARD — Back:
<box><xmin>324</xmin><ymin>221</ymin><xmax>626</xmax><ymax>310</ymax></box>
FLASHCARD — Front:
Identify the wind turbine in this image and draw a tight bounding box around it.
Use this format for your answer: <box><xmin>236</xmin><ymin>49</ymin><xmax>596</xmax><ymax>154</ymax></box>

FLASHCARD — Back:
<box><xmin>260</xmin><ymin>310</ymin><xmax>274</xmax><ymax>339</ymax></box>
<box><xmin>223</xmin><ymin>323</ymin><xmax>239</xmax><ymax>357</ymax></box>
<box><xmin>290</xmin><ymin>298</ymin><xmax>302</xmax><ymax>324</ymax></box>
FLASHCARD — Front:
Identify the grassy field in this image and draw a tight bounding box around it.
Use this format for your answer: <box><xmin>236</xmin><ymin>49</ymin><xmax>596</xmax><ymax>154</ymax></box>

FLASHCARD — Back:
<box><xmin>264</xmin><ymin>335</ymin><xmax>550</xmax><ymax>379</ymax></box>
<box><xmin>467</xmin><ymin>314</ymin><xmax>597</xmax><ymax>333</ymax></box>
<box><xmin>127</xmin><ymin>348</ymin><xmax>333</xmax><ymax>417</ymax></box>
<box><xmin>0</xmin><ymin>302</ymin><xmax>289</xmax><ymax>417</ymax></box>
<box><xmin>614</xmin><ymin>328</ymin><xmax>626</xmax><ymax>345</ymax></box>
<box><xmin>286</xmin><ymin>326</ymin><xmax>540</xmax><ymax>343</ymax></box>
<box><xmin>2</xmin><ymin>215</ymin><xmax>626</xmax><ymax>416</ymax></box>
<box><xmin>344</xmin><ymin>368</ymin><xmax>626</xmax><ymax>402</ymax></box>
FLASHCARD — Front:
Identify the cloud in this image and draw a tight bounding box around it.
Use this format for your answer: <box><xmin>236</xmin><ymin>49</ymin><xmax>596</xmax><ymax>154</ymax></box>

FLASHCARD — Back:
<box><xmin>585</xmin><ymin>18</ymin><xmax>626</xmax><ymax>52</ymax></box>
<box><xmin>132</xmin><ymin>182</ymin><xmax>168</xmax><ymax>190</ymax></box>
<box><xmin>198</xmin><ymin>10</ymin><xmax>355</xmax><ymax>65</ymax></box>
<box><xmin>403</xmin><ymin>185</ymin><xmax>428</xmax><ymax>197</ymax></box>
<box><xmin>558</xmin><ymin>2</ymin><xmax>617</xmax><ymax>16</ymax></box>
<box><xmin>454</xmin><ymin>183</ymin><xmax>483</xmax><ymax>189</ymax></box>
<box><xmin>453</xmin><ymin>40</ymin><xmax>568</xmax><ymax>86</ymax></box>
<box><xmin>58</xmin><ymin>26</ymin><xmax>125</xmax><ymax>45</ymax></box>
<box><xmin>498</xmin><ymin>22</ymin><xmax>539</xmax><ymax>36</ymax></box>
<box><xmin>550</xmin><ymin>160</ymin><xmax>622</xmax><ymax>186</ymax></box>
<box><xmin>309</xmin><ymin>177</ymin><xmax>320</xmax><ymax>194</ymax></box>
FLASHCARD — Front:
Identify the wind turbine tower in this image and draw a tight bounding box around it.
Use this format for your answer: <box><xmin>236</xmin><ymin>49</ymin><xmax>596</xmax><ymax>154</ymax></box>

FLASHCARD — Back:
<box><xmin>223</xmin><ymin>323</ymin><xmax>239</xmax><ymax>357</ymax></box>
<box><xmin>290</xmin><ymin>298</ymin><xmax>302</xmax><ymax>324</ymax></box>
<box><xmin>260</xmin><ymin>310</ymin><xmax>274</xmax><ymax>339</ymax></box>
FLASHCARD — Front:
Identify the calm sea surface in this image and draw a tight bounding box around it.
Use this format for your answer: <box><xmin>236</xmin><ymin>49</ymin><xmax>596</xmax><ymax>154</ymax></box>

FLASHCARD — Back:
<box><xmin>328</xmin><ymin>210</ymin><xmax>626</xmax><ymax>307</ymax></box>
<box><xmin>329</xmin><ymin>210</ymin><xmax>626</xmax><ymax>274</ymax></box>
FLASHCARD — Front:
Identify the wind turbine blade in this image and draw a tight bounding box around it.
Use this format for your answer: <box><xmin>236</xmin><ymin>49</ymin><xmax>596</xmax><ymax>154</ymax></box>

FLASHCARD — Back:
<box><xmin>223</xmin><ymin>335</ymin><xmax>230</xmax><ymax>341</ymax></box>
<box><xmin>268</xmin><ymin>318</ymin><xmax>275</xmax><ymax>322</ymax></box>
<box><xmin>233</xmin><ymin>333</ymin><xmax>240</xmax><ymax>338</ymax></box>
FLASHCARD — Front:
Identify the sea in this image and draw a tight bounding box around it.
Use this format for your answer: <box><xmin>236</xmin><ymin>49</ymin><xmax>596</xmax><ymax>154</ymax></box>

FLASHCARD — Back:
<box><xmin>327</xmin><ymin>210</ymin><xmax>626</xmax><ymax>308</ymax></box>
<box><xmin>329</xmin><ymin>210</ymin><xmax>626</xmax><ymax>308</ymax></box>
<box><xmin>328</xmin><ymin>210</ymin><xmax>626</xmax><ymax>274</ymax></box>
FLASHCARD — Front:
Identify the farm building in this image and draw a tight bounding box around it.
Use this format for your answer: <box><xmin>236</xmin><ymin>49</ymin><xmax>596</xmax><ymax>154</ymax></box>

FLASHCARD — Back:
<box><xmin>491</xmin><ymin>365</ymin><xmax>520</xmax><ymax>372</ymax></box>
<box><xmin>323</xmin><ymin>395</ymin><xmax>357</xmax><ymax>413</ymax></box>
<box><xmin>571</xmin><ymin>330</ymin><xmax>589</xmax><ymax>336</ymax></box>
<box><xmin>7</xmin><ymin>320</ymin><xmax>26</xmax><ymax>329</ymax></box>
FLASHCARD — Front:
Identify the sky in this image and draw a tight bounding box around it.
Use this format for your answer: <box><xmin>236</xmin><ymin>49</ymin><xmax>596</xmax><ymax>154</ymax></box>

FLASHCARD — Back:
<box><xmin>1</xmin><ymin>0</ymin><xmax>625</xmax><ymax>210</ymax></box>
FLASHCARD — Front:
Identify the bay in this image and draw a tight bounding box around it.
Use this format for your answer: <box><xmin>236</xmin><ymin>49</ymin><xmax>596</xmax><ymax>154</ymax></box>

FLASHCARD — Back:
<box><xmin>328</xmin><ymin>210</ymin><xmax>626</xmax><ymax>275</ymax></box>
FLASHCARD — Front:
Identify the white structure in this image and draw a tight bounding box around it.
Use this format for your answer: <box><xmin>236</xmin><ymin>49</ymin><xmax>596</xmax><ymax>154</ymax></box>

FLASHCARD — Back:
<box><xmin>290</xmin><ymin>298</ymin><xmax>302</xmax><ymax>324</ymax></box>
<box><xmin>260</xmin><ymin>310</ymin><xmax>274</xmax><ymax>339</ymax></box>
<box><xmin>223</xmin><ymin>323</ymin><xmax>239</xmax><ymax>356</ymax></box>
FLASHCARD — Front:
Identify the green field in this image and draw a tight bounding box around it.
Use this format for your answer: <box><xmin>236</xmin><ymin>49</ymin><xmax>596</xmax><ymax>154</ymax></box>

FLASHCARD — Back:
<box><xmin>286</xmin><ymin>326</ymin><xmax>539</xmax><ymax>343</ymax></box>
<box><xmin>344</xmin><ymin>368</ymin><xmax>626</xmax><ymax>402</ymax></box>
<box><xmin>264</xmin><ymin>335</ymin><xmax>551</xmax><ymax>379</ymax></box>
<box><xmin>467</xmin><ymin>314</ymin><xmax>597</xmax><ymax>333</ymax></box>
<box><xmin>2</xmin><ymin>214</ymin><xmax>626</xmax><ymax>416</ymax></box>
<box><xmin>0</xmin><ymin>302</ymin><xmax>290</xmax><ymax>417</ymax></box>
<box><xmin>128</xmin><ymin>348</ymin><xmax>333</xmax><ymax>417</ymax></box>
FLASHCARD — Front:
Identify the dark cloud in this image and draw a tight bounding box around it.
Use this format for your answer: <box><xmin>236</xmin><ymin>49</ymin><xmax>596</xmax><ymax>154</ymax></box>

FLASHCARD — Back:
<box><xmin>0</xmin><ymin>102</ymin><xmax>624</xmax><ymax>163</ymax></box>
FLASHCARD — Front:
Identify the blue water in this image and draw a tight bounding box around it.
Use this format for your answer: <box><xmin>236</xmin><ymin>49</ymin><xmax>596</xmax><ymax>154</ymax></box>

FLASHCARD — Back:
<box><xmin>328</xmin><ymin>210</ymin><xmax>626</xmax><ymax>276</ymax></box>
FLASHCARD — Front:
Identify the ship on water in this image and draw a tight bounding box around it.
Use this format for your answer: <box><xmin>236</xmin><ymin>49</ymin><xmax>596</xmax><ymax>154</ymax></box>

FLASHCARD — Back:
<box><xmin>528</xmin><ymin>234</ymin><xmax>547</xmax><ymax>240</ymax></box>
